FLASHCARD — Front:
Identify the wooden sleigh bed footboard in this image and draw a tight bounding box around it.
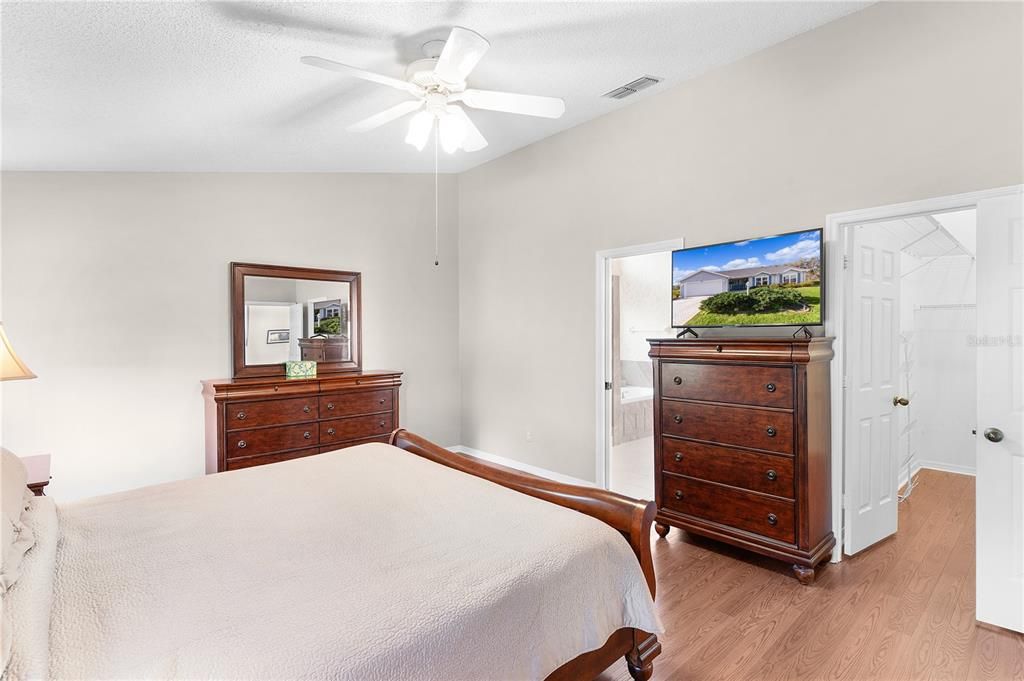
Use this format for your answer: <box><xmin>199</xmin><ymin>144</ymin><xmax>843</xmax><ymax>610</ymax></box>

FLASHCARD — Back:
<box><xmin>389</xmin><ymin>429</ymin><xmax>662</xmax><ymax>681</ymax></box>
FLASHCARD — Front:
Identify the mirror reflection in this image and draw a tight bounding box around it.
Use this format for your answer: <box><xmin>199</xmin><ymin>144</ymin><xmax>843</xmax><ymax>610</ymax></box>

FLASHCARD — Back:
<box><xmin>243</xmin><ymin>276</ymin><xmax>352</xmax><ymax>366</ymax></box>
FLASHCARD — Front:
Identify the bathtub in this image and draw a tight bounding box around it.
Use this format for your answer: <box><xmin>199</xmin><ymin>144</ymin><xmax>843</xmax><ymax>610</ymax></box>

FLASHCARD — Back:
<box><xmin>621</xmin><ymin>385</ymin><xmax>654</xmax><ymax>404</ymax></box>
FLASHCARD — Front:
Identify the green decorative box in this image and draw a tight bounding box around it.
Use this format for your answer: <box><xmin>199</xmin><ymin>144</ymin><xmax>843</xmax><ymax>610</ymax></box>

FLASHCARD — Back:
<box><xmin>285</xmin><ymin>360</ymin><xmax>317</xmax><ymax>379</ymax></box>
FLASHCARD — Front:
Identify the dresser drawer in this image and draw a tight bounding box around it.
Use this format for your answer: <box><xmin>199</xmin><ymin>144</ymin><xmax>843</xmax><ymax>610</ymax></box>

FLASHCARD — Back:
<box><xmin>225</xmin><ymin>396</ymin><xmax>317</xmax><ymax>431</ymax></box>
<box><xmin>661</xmin><ymin>401</ymin><xmax>793</xmax><ymax>454</ymax></box>
<box><xmin>661</xmin><ymin>475</ymin><xmax>795</xmax><ymax>544</ymax></box>
<box><xmin>227</xmin><ymin>424</ymin><xmax>318</xmax><ymax>458</ymax></box>
<box><xmin>226</xmin><ymin>446</ymin><xmax>320</xmax><ymax>470</ymax></box>
<box><xmin>320</xmin><ymin>434</ymin><xmax>391</xmax><ymax>453</ymax></box>
<box><xmin>661</xmin><ymin>437</ymin><xmax>794</xmax><ymax>498</ymax></box>
<box><xmin>660</xmin><ymin>363</ymin><xmax>793</xmax><ymax>408</ymax></box>
<box><xmin>320</xmin><ymin>412</ymin><xmax>394</xmax><ymax>445</ymax></box>
<box><xmin>651</xmin><ymin>340</ymin><xmax>799</xmax><ymax>363</ymax></box>
<box><xmin>319</xmin><ymin>389</ymin><xmax>393</xmax><ymax>417</ymax></box>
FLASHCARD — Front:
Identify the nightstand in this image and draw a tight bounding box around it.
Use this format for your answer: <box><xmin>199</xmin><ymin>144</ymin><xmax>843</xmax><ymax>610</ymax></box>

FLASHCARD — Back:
<box><xmin>21</xmin><ymin>454</ymin><xmax>51</xmax><ymax>496</ymax></box>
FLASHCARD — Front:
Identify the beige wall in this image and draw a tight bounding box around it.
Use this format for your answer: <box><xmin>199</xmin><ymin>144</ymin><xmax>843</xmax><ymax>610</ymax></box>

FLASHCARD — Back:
<box><xmin>458</xmin><ymin>2</ymin><xmax>1024</xmax><ymax>481</ymax></box>
<box><xmin>1</xmin><ymin>172</ymin><xmax>460</xmax><ymax>499</ymax></box>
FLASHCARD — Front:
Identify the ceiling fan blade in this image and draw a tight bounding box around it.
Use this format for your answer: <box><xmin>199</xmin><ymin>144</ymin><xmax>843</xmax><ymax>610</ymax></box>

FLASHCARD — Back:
<box><xmin>434</xmin><ymin>27</ymin><xmax>490</xmax><ymax>84</ymax></box>
<box><xmin>446</xmin><ymin>105</ymin><xmax>488</xmax><ymax>152</ymax></box>
<box><xmin>458</xmin><ymin>88</ymin><xmax>565</xmax><ymax>119</ymax></box>
<box><xmin>300</xmin><ymin>56</ymin><xmax>420</xmax><ymax>95</ymax></box>
<box><xmin>347</xmin><ymin>100</ymin><xmax>424</xmax><ymax>133</ymax></box>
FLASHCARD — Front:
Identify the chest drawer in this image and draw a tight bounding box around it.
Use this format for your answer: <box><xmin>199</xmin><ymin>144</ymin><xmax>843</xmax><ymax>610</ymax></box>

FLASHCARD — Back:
<box><xmin>661</xmin><ymin>401</ymin><xmax>794</xmax><ymax>454</ymax></box>
<box><xmin>661</xmin><ymin>475</ymin><xmax>795</xmax><ymax>544</ymax></box>
<box><xmin>661</xmin><ymin>437</ymin><xmax>794</xmax><ymax>498</ymax></box>
<box><xmin>320</xmin><ymin>412</ymin><xmax>394</xmax><ymax>445</ymax></box>
<box><xmin>660</xmin><ymin>363</ymin><xmax>793</xmax><ymax>408</ymax></box>
<box><xmin>227</xmin><ymin>423</ymin><xmax>318</xmax><ymax>458</ymax></box>
<box><xmin>225</xmin><ymin>396</ymin><xmax>317</xmax><ymax>431</ymax></box>
<box><xmin>226</xmin><ymin>446</ymin><xmax>320</xmax><ymax>471</ymax></box>
<box><xmin>319</xmin><ymin>389</ymin><xmax>393</xmax><ymax>417</ymax></box>
<box><xmin>320</xmin><ymin>434</ymin><xmax>391</xmax><ymax>453</ymax></box>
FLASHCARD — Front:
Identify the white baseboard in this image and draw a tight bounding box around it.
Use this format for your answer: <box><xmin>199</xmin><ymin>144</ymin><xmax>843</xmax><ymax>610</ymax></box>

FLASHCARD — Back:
<box><xmin>447</xmin><ymin>445</ymin><xmax>596</xmax><ymax>488</ymax></box>
<box><xmin>899</xmin><ymin>460</ymin><xmax>976</xmax><ymax>490</ymax></box>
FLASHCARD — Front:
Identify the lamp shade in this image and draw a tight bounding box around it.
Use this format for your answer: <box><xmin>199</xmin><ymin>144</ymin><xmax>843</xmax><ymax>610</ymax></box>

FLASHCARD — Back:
<box><xmin>0</xmin><ymin>323</ymin><xmax>36</xmax><ymax>381</ymax></box>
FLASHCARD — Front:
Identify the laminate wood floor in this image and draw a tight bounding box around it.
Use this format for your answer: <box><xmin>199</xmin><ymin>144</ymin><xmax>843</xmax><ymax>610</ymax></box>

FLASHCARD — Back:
<box><xmin>596</xmin><ymin>469</ymin><xmax>1024</xmax><ymax>681</ymax></box>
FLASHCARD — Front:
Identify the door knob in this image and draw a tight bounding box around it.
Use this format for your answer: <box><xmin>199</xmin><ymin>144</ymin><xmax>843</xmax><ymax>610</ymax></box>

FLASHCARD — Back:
<box><xmin>984</xmin><ymin>428</ymin><xmax>1005</xmax><ymax>443</ymax></box>
<box><xmin>893</xmin><ymin>396</ymin><xmax>910</xmax><ymax>407</ymax></box>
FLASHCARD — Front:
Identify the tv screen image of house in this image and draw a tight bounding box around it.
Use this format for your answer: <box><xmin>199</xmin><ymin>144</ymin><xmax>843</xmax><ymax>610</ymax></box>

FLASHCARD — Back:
<box><xmin>671</xmin><ymin>228</ymin><xmax>823</xmax><ymax>328</ymax></box>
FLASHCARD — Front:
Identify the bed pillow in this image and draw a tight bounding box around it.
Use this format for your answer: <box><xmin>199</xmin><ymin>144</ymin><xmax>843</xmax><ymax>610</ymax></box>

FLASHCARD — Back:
<box><xmin>1</xmin><ymin>448</ymin><xmax>35</xmax><ymax>593</ymax></box>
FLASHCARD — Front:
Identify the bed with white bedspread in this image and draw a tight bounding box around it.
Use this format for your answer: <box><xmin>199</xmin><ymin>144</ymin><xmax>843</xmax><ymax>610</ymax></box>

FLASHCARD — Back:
<box><xmin>1</xmin><ymin>438</ymin><xmax>661</xmax><ymax>680</ymax></box>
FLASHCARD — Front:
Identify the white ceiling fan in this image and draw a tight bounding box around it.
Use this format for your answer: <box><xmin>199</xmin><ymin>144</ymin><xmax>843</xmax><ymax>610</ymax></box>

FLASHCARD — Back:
<box><xmin>301</xmin><ymin>27</ymin><xmax>565</xmax><ymax>154</ymax></box>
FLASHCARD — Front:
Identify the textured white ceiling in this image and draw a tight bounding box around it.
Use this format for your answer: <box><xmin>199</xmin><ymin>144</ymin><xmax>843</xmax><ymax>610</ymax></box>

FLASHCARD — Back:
<box><xmin>2</xmin><ymin>1</ymin><xmax>869</xmax><ymax>173</ymax></box>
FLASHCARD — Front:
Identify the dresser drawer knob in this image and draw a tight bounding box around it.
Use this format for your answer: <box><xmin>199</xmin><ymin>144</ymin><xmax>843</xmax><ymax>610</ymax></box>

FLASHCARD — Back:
<box><xmin>715</xmin><ymin>345</ymin><xmax>723</xmax><ymax>352</ymax></box>
<box><xmin>303</xmin><ymin>431</ymin><xmax>312</xmax><ymax>439</ymax></box>
<box><xmin>673</xmin><ymin>415</ymin><xmax>683</xmax><ymax>424</ymax></box>
<box><xmin>379</xmin><ymin>398</ymin><xmax>386</xmax><ymax>404</ymax></box>
<box><xmin>674</xmin><ymin>452</ymin><xmax>683</xmax><ymax>463</ymax></box>
<box><xmin>766</xmin><ymin>383</ymin><xmax>776</xmax><ymax>393</ymax></box>
<box><xmin>673</xmin><ymin>376</ymin><xmax>683</xmax><ymax>385</ymax></box>
<box><xmin>236</xmin><ymin>411</ymin><xmax>246</xmax><ymax>420</ymax></box>
<box><xmin>237</xmin><ymin>440</ymin><xmax>247</xmax><ymax>449</ymax></box>
<box><xmin>766</xmin><ymin>469</ymin><xmax>778</xmax><ymax>481</ymax></box>
<box><xmin>327</xmin><ymin>402</ymin><xmax>335</xmax><ymax>410</ymax></box>
<box><xmin>674</xmin><ymin>490</ymin><xmax>684</xmax><ymax>501</ymax></box>
<box><xmin>767</xmin><ymin>513</ymin><xmax>778</xmax><ymax>526</ymax></box>
<box><xmin>327</xmin><ymin>428</ymin><xmax>335</xmax><ymax>436</ymax></box>
<box><xmin>379</xmin><ymin>420</ymin><xmax>386</xmax><ymax>428</ymax></box>
<box><xmin>303</xmin><ymin>405</ymin><xmax>311</xmax><ymax>413</ymax></box>
<box><xmin>766</xmin><ymin>427</ymin><xmax>777</xmax><ymax>437</ymax></box>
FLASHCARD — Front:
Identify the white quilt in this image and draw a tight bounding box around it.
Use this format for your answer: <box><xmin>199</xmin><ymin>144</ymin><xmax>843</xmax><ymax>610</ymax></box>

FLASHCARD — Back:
<box><xmin>9</xmin><ymin>443</ymin><xmax>660</xmax><ymax>680</ymax></box>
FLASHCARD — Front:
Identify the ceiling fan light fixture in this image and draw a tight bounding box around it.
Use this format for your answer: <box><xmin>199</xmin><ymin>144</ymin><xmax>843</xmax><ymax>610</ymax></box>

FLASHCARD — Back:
<box><xmin>405</xmin><ymin>110</ymin><xmax>434</xmax><ymax>151</ymax></box>
<box><xmin>438</xmin><ymin>112</ymin><xmax>467</xmax><ymax>154</ymax></box>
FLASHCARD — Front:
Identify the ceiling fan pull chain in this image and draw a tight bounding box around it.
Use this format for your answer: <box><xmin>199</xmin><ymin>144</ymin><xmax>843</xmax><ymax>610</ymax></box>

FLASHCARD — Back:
<box><xmin>434</xmin><ymin>116</ymin><xmax>440</xmax><ymax>267</ymax></box>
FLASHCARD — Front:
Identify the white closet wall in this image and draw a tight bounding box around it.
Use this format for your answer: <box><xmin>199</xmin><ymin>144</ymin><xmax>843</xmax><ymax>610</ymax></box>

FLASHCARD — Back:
<box><xmin>899</xmin><ymin>249</ymin><xmax>977</xmax><ymax>475</ymax></box>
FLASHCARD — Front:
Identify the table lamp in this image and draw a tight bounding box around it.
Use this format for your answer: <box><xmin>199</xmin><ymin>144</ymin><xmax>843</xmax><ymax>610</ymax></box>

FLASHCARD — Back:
<box><xmin>0</xmin><ymin>322</ymin><xmax>36</xmax><ymax>381</ymax></box>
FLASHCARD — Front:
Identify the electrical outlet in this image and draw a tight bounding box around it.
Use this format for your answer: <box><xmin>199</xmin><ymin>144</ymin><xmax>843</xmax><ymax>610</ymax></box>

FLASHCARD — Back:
<box><xmin>525</xmin><ymin>430</ymin><xmax>534</xmax><ymax>442</ymax></box>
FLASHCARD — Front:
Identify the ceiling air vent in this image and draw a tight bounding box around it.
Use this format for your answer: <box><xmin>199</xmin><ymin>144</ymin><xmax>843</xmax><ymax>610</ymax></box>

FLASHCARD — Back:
<box><xmin>602</xmin><ymin>75</ymin><xmax>662</xmax><ymax>99</ymax></box>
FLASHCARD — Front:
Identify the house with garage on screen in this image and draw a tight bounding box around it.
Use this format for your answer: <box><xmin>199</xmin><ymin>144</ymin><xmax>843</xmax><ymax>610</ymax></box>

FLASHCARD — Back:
<box><xmin>676</xmin><ymin>264</ymin><xmax>810</xmax><ymax>298</ymax></box>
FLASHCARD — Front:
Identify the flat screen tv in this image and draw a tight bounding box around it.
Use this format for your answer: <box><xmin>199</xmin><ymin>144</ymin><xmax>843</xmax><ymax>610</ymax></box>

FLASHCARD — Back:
<box><xmin>671</xmin><ymin>227</ymin><xmax>823</xmax><ymax>328</ymax></box>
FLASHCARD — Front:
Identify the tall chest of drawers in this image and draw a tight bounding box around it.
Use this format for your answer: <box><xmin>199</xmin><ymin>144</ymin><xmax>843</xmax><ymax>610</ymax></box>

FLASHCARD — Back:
<box><xmin>202</xmin><ymin>370</ymin><xmax>402</xmax><ymax>473</ymax></box>
<box><xmin>648</xmin><ymin>338</ymin><xmax>834</xmax><ymax>584</ymax></box>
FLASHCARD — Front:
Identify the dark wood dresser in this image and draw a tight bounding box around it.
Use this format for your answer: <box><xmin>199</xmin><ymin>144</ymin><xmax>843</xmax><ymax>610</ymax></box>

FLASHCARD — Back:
<box><xmin>202</xmin><ymin>370</ymin><xmax>401</xmax><ymax>473</ymax></box>
<box><xmin>648</xmin><ymin>337</ymin><xmax>834</xmax><ymax>584</ymax></box>
<box><xmin>298</xmin><ymin>337</ymin><xmax>349</xmax><ymax>363</ymax></box>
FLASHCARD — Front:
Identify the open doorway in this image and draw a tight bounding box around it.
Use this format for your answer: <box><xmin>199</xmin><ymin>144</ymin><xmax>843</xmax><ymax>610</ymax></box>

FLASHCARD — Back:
<box><xmin>843</xmin><ymin>209</ymin><xmax>977</xmax><ymax>554</ymax></box>
<box><xmin>595</xmin><ymin>239</ymin><xmax>682</xmax><ymax>498</ymax></box>
<box><xmin>608</xmin><ymin>252</ymin><xmax>674</xmax><ymax>499</ymax></box>
<box><xmin>826</xmin><ymin>186</ymin><xmax>1023</xmax><ymax>633</ymax></box>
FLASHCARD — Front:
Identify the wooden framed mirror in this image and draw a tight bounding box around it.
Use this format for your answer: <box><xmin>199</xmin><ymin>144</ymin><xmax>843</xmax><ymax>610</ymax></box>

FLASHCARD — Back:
<box><xmin>231</xmin><ymin>263</ymin><xmax>361</xmax><ymax>378</ymax></box>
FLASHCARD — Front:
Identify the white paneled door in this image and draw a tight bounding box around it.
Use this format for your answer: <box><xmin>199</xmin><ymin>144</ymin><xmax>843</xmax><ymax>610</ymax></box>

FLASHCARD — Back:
<box><xmin>975</xmin><ymin>191</ymin><xmax>1024</xmax><ymax>632</ymax></box>
<box><xmin>844</xmin><ymin>224</ymin><xmax>902</xmax><ymax>555</ymax></box>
